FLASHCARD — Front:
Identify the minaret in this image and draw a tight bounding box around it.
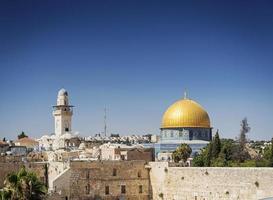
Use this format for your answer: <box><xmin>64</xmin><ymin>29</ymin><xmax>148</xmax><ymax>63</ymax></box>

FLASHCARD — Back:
<box><xmin>53</xmin><ymin>88</ymin><xmax>73</xmax><ymax>137</ymax></box>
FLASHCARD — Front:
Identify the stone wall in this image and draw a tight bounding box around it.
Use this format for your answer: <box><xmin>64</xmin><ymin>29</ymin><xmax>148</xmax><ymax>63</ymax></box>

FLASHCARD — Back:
<box><xmin>48</xmin><ymin>161</ymin><xmax>70</xmax><ymax>191</ymax></box>
<box><xmin>149</xmin><ymin>162</ymin><xmax>273</xmax><ymax>200</ymax></box>
<box><xmin>52</xmin><ymin>168</ymin><xmax>71</xmax><ymax>199</ymax></box>
<box><xmin>53</xmin><ymin>160</ymin><xmax>151</xmax><ymax>200</ymax></box>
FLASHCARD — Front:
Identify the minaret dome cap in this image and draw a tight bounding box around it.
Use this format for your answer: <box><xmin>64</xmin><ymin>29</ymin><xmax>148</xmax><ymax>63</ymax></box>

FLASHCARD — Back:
<box><xmin>58</xmin><ymin>88</ymin><xmax>68</xmax><ymax>96</ymax></box>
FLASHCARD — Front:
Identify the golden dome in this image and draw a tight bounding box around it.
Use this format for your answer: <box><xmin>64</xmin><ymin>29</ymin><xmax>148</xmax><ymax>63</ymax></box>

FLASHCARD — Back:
<box><xmin>161</xmin><ymin>98</ymin><xmax>211</xmax><ymax>129</ymax></box>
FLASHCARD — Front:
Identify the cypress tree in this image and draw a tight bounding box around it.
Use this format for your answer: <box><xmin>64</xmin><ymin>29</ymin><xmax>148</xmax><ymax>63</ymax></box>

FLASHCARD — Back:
<box><xmin>211</xmin><ymin>130</ymin><xmax>221</xmax><ymax>159</ymax></box>
<box><xmin>205</xmin><ymin>143</ymin><xmax>213</xmax><ymax>166</ymax></box>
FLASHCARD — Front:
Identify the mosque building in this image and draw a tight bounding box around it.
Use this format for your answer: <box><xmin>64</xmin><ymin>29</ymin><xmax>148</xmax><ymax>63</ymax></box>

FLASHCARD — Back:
<box><xmin>155</xmin><ymin>93</ymin><xmax>212</xmax><ymax>160</ymax></box>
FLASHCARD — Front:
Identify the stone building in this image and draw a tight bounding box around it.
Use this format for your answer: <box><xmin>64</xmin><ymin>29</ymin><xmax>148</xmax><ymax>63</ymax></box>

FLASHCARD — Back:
<box><xmin>100</xmin><ymin>143</ymin><xmax>154</xmax><ymax>161</ymax></box>
<box><xmin>14</xmin><ymin>137</ymin><xmax>39</xmax><ymax>152</ymax></box>
<box><xmin>0</xmin><ymin>140</ymin><xmax>9</xmax><ymax>154</ymax></box>
<box><xmin>53</xmin><ymin>160</ymin><xmax>151</xmax><ymax>200</ymax></box>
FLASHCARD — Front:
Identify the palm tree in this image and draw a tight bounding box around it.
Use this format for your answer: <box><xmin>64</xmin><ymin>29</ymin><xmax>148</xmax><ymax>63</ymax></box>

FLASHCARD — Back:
<box><xmin>1</xmin><ymin>166</ymin><xmax>47</xmax><ymax>200</ymax></box>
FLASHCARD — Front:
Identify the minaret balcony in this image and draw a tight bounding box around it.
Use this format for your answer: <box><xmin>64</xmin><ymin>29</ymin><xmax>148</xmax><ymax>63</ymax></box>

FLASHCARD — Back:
<box><xmin>53</xmin><ymin>105</ymin><xmax>74</xmax><ymax>114</ymax></box>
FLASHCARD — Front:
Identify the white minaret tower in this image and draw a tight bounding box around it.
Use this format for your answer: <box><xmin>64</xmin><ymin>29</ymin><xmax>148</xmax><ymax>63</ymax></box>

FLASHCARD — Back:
<box><xmin>53</xmin><ymin>88</ymin><xmax>73</xmax><ymax>137</ymax></box>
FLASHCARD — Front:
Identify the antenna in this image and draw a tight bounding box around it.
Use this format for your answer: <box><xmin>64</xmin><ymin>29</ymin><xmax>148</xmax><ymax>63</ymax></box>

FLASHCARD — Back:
<box><xmin>104</xmin><ymin>107</ymin><xmax>107</xmax><ymax>137</ymax></box>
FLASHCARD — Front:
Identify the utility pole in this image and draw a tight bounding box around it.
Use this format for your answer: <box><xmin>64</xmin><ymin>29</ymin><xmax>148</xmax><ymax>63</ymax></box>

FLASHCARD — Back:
<box><xmin>104</xmin><ymin>107</ymin><xmax>107</xmax><ymax>137</ymax></box>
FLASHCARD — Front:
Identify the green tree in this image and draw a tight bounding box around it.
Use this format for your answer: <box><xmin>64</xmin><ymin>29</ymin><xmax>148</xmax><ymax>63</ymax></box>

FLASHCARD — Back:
<box><xmin>192</xmin><ymin>153</ymin><xmax>205</xmax><ymax>167</ymax></box>
<box><xmin>192</xmin><ymin>143</ymin><xmax>212</xmax><ymax>167</ymax></box>
<box><xmin>193</xmin><ymin>138</ymin><xmax>237</xmax><ymax>167</ymax></box>
<box><xmin>17</xmin><ymin>132</ymin><xmax>28</xmax><ymax>140</ymax></box>
<box><xmin>211</xmin><ymin>130</ymin><xmax>221</xmax><ymax>159</ymax></box>
<box><xmin>205</xmin><ymin>143</ymin><xmax>213</xmax><ymax>166</ymax></box>
<box><xmin>220</xmin><ymin>139</ymin><xmax>235</xmax><ymax>162</ymax></box>
<box><xmin>1</xmin><ymin>166</ymin><xmax>47</xmax><ymax>200</ymax></box>
<box><xmin>172</xmin><ymin>143</ymin><xmax>192</xmax><ymax>164</ymax></box>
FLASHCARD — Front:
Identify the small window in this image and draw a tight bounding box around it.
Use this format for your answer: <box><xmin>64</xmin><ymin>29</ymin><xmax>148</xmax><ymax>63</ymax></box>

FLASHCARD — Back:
<box><xmin>137</xmin><ymin>171</ymin><xmax>141</xmax><ymax>178</ymax></box>
<box><xmin>86</xmin><ymin>170</ymin><xmax>90</xmax><ymax>179</ymax></box>
<box><xmin>113</xmin><ymin>168</ymin><xmax>117</xmax><ymax>176</ymax></box>
<box><xmin>65</xmin><ymin>128</ymin><xmax>69</xmax><ymax>132</ymax></box>
<box><xmin>105</xmin><ymin>186</ymin><xmax>109</xmax><ymax>195</ymax></box>
<box><xmin>179</xmin><ymin>131</ymin><xmax>183</xmax><ymax>137</ymax></box>
<box><xmin>86</xmin><ymin>184</ymin><xmax>90</xmax><ymax>194</ymax></box>
<box><xmin>121</xmin><ymin>185</ymin><xmax>126</xmax><ymax>194</ymax></box>
<box><xmin>139</xmin><ymin>185</ymin><xmax>143</xmax><ymax>194</ymax></box>
<box><xmin>170</xmin><ymin>131</ymin><xmax>174</xmax><ymax>137</ymax></box>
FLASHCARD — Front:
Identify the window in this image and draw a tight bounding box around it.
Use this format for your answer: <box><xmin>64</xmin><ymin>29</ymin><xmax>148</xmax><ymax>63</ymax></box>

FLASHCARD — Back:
<box><xmin>121</xmin><ymin>185</ymin><xmax>126</xmax><ymax>194</ymax></box>
<box><xmin>105</xmin><ymin>186</ymin><xmax>109</xmax><ymax>195</ymax></box>
<box><xmin>139</xmin><ymin>185</ymin><xmax>143</xmax><ymax>194</ymax></box>
<box><xmin>113</xmin><ymin>168</ymin><xmax>117</xmax><ymax>176</ymax></box>
<box><xmin>86</xmin><ymin>170</ymin><xmax>90</xmax><ymax>179</ymax></box>
<box><xmin>65</xmin><ymin>128</ymin><xmax>69</xmax><ymax>132</ymax></box>
<box><xmin>179</xmin><ymin>131</ymin><xmax>183</xmax><ymax>137</ymax></box>
<box><xmin>137</xmin><ymin>171</ymin><xmax>141</xmax><ymax>178</ymax></box>
<box><xmin>86</xmin><ymin>184</ymin><xmax>90</xmax><ymax>194</ymax></box>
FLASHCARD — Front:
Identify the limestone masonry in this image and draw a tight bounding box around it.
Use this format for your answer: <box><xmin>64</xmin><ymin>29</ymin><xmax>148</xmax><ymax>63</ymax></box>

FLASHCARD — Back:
<box><xmin>149</xmin><ymin>162</ymin><xmax>273</xmax><ymax>200</ymax></box>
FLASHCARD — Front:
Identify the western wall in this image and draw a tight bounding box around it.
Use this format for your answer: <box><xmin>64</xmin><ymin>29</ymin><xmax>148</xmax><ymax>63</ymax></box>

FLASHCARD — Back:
<box><xmin>149</xmin><ymin>162</ymin><xmax>273</xmax><ymax>200</ymax></box>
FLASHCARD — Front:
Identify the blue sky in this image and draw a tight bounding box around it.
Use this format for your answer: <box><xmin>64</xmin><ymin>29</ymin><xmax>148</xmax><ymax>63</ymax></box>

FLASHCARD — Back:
<box><xmin>0</xmin><ymin>1</ymin><xmax>273</xmax><ymax>140</ymax></box>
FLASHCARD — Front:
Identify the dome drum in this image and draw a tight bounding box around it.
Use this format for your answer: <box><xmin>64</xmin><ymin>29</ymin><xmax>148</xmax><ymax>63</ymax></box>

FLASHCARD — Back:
<box><xmin>160</xmin><ymin>127</ymin><xmax>212</xmax><ymax>141</ymax></box>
